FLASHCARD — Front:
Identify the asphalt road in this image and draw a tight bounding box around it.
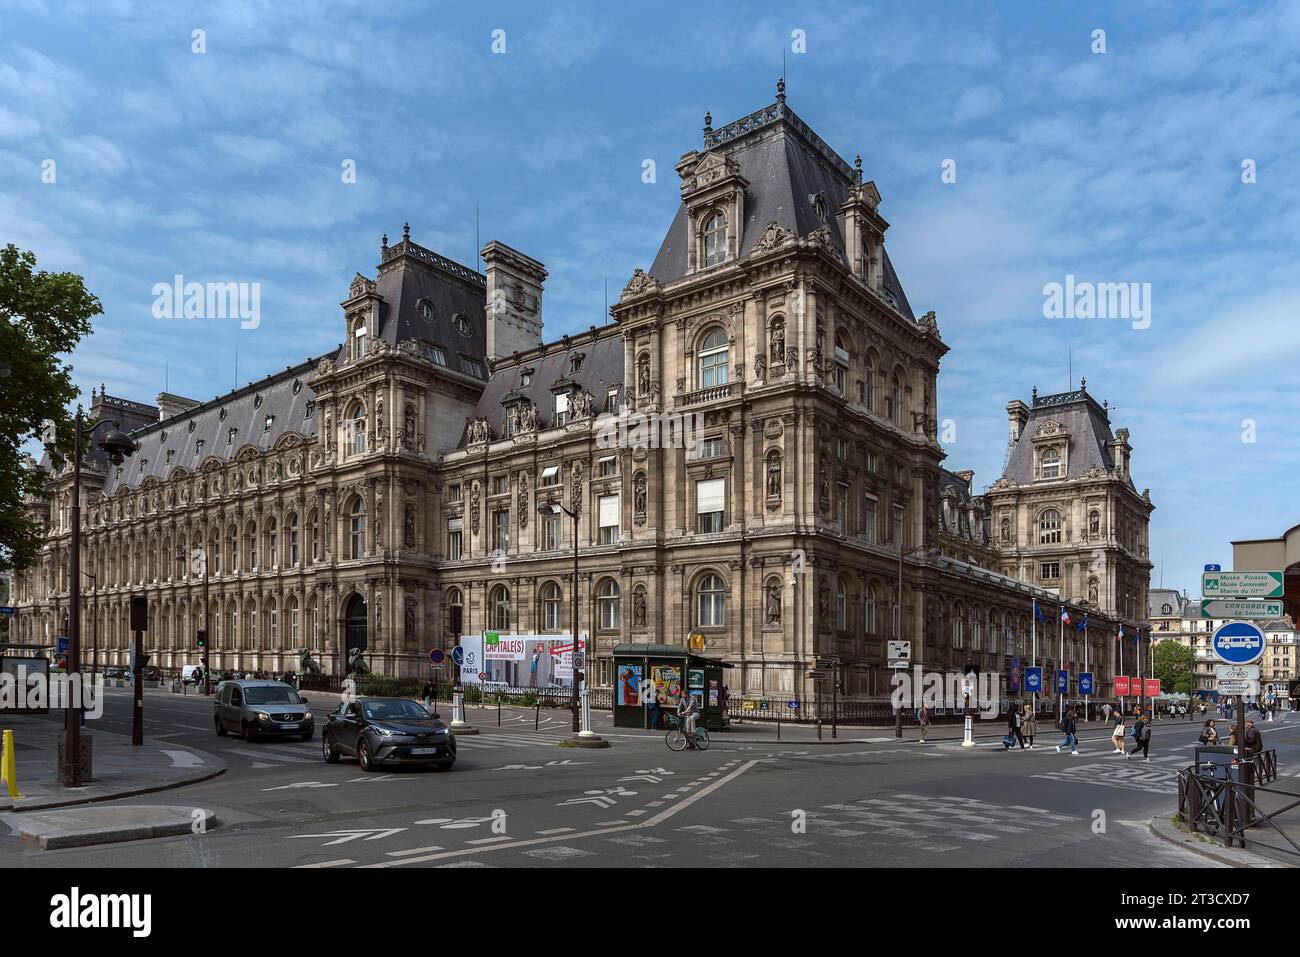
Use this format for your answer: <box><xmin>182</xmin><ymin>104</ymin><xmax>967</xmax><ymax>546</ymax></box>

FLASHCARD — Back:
<box><xmin>5</xmin><ymin>689</ymin><xmax>1296</xmax><ymax>868</ymax></box>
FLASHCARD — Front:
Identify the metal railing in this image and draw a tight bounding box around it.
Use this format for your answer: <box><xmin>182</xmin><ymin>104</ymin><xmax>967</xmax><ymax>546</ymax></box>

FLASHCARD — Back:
<box><xmin>1177</xmin><ymin>749</ymin><xmax>1299</xmax><ymax>857</ymax></box>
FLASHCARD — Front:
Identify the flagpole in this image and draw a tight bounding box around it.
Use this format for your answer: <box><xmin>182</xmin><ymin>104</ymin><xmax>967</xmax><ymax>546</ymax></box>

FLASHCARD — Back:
<box><xmin>1119</xmin><ymin>626</ymin><xmax>1125</xmax><ymax>714</ymax></box>
<box><xmin>1084</xmin><ymin>620</ymin><xmax>1089</xmax><ymax>723</ymax></box>
<box><xmin>1058</xmin><ymin>606</ymin><xmax>1065</xmax><ymax>727</ymax></box>
<box><xmin>1032</xmin><ymin>600</ymin><xmax>1038</xmax><ymax>713</ymax></box>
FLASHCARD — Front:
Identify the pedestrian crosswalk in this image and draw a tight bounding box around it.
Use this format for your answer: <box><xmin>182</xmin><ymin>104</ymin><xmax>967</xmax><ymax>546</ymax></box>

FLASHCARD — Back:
<box><xmin>455</xmin><ymin>730</ymin><xmax>572</xmax><ymax>751</ymax></box>
<box><xmin>224</xmin><ymin>729</ymin><xmax>575</xmax><ymax>768</ymax></box>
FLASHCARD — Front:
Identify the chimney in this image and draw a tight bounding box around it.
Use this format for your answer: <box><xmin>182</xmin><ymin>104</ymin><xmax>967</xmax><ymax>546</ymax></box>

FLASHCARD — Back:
<box><xmin>1111</xmin><ymin>427</ymin><xmax>1131</xmax><ymax>477</ymax></box>
<box><xmin>1005</xmin><ymin>400</ymin><xmax>1030</xmax><ymax>445</ymax></box>
<box><xmin>157</xmin><ymin>392</ymin><xmax>200</xmax><ymax>421</ymax></box>
<box><xmin>481</xmin><ymin>240</ymin><xmax>546</xmax><ymax>361</ymax></box>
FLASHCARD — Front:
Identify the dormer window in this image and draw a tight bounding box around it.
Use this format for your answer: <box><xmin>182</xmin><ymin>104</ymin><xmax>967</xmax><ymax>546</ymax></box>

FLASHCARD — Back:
<box><xmin>570</xmin><ymin>352</ymin><xmax>585</xmax><ymax>374</ymax></box>
<box><xmin>702</xmin><ymin>211</ymin><xmax>727</xmax><ymax>267</ymax></box>
<box><xmin>419</xmin><ymin>299</ymin><xmax>434</xmax><ymax>322</ymax></box>
<box><xmin>553</xmin><ymin>391</ymin><xmax>569</xmax><ymax>427</ymax></box>
<box><xmin>352</xmin><ymin>317</ymin><xmax>368</xmax><ymax>360</ymax></box>
<box><xmin>264</xmin><ymin>415</ymin><xmax>274</xmax><ymax>432</ymax></box>
<box><xmin>227</xmin><ymin>427</ymin><xmax>237</xmax><ymax>445</ymax></box>
<box><xmin>1041</xmin><ymin>447</ymin><xmax>1061</xmax><ymax>479</ymax></box>
<box><xmin>453</xmin><ymin>314</ymin><xmax>470</xmax><ymax>336</ymax></box>
<box><xmin>520</xmin><ymin>370</ymin><xmax>533</xmax><ymax>387</ymax></box>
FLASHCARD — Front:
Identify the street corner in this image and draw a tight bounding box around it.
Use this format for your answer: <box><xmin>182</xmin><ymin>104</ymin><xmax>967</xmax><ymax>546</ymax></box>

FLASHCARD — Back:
<box><xmin>15</xmin><ymin>804</ymin><xmax>218</xmax><ymax>850</ymax></box>
<box><xmin>1148</xmin><ymin>815</ymin><xmax>1284</xmax><ymax>869</ymax></box>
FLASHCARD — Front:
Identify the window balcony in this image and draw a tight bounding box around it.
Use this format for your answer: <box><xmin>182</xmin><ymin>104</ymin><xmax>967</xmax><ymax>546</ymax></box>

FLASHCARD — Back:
<box><xmin>679</xmin><ymin>383</ymin><xmax>734</xmax><ymax>407</ymax></box>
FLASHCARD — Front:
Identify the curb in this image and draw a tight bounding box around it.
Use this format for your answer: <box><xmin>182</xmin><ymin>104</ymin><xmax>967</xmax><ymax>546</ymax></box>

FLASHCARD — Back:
<box><xmin>1147</xmin><ymin>816</ymin><xmax>1283</xmax><ymax>868</ymax></box>
<box><xmin>3</xmin><ymin>741</ymin><xmax>228</xmax><ymax>814</ymax></box>
<box><xmin>18</xmin><ymin>806</ymin><xmax>219</xmax><ymax>850</ymax></box>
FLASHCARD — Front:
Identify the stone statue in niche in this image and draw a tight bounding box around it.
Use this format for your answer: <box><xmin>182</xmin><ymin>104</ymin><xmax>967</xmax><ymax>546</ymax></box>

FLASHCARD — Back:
<box><xmin>518</xmin><ymin>472</ymin><xmax>529</xmax><ymax>528</ymax></box>
<box><xmin>1001</xmin><ymin>518</ymin><xmax>1010</xmax><ymax>542</ymax></box>
<box><xmin>404</xmin><ymin>597</ymin><xmax>417</xmax><ymax>642</ymax></box>
<box><xmin>770</xmin><ymin>319</ymin><xmax>785</xmax><ymax>364</ymax></box>
<box><xmin>404</xmin><ymin>507</ymin><xmax>415</xmax><ymax>547</ymax></box>
<box><xmin>1089</xmin><ymin>511</ymin><xmax>1100</xmax><ymax>537</ymax></box>
<box><xmin>570</xmin><ymin>461</ymin><xmax>583</xmax><ymax>513</ymax></box>
<box><xmin>571</xmin><ymin>390</ymin><xmax>593</xmax><ymax>420</ymax></box>
<box><xmin>633</xmin><ymin>473</ymin><xmax>647</xmax><ymax>517</ymax></box>
<box><xmin>404</xmin><ymin>407</ymin><xmax>416</xmax><ymax>449</ymax></box>
<box><xmin>520</xmin><ymin>401</ymin><xmax>537</xmax><ymax>432</ymax></box>
<box><xmin>1089</xmin><ymin>580</ymin><xmax>1099</xmax><ymax>605</ymax></box>
<box><xmin>767</xmin><ymin>455</ymin><xmax>781</xmax><ymax>497</ymax></box>
<box><xmin>375</xmin><ymin>593</ymin><xmax>384</xmax><ymax>637</ymax></box>
<box><xmin>818</xmin><ymin>456</ymin><xmax>830</xmax><ymax>512</ymax></box>
<box><xmin>765</xmin><ymin>582</ymin><xmax>782</xmax><ymax>625</ymax></box>
<box><xmin>633</xmin><ymin>589</ymin><xmax>647</xmax><ymax>628</ymax></box>
<box><xmin>638</xmin><ymin>355</ymin><xmax>651</xmax><ymax>397</ymax></box>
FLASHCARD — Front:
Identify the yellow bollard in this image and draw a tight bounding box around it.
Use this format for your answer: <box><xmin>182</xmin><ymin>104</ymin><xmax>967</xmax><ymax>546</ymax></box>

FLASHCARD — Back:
<box><xmin>1</xmin><ymin>729</ymin><xmax>21</xmax><ymax>799</ymax></box>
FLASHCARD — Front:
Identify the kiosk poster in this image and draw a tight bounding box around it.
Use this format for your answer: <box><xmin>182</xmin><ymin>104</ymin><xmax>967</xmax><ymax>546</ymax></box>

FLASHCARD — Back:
<box><xmin>651</xmin><ymin>666</ymin><xmax>682</xmax><ymax>705</ymax></box>
<box><xmin>616</xmin><ymin>664</ymin><xmax>643</xmax><ymax>706</ymax></box>
<box><xmin>688</xmin><ymin>668</ymin><xmax>704</xmax><ymax>690</ymax></box>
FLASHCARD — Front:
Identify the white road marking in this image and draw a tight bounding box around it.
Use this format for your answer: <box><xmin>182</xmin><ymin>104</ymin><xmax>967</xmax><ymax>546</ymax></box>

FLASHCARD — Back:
<box><xmin>162</xmin><ymin>749</ymin><xmax>204</xmax><ymax>768</ymax></box>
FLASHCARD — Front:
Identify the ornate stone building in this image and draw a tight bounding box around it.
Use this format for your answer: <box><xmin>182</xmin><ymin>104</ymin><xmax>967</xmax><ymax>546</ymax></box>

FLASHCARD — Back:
<box><xmin>10</xmin><ymin>89</ymin><xmax>1150</xmax><ymax>702</ymax></box>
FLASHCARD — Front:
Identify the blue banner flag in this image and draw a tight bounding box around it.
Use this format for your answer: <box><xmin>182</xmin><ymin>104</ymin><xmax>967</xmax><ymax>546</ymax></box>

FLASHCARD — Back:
<box><xmin>1076</xmin><ymin>613</ymin><xmax>1088</xmax><ymax>631</ymax></box>
<box><xmin>1033</xmin><ymin>600</ymin><xmax>1045</xmax><ymax>622</ymax></box>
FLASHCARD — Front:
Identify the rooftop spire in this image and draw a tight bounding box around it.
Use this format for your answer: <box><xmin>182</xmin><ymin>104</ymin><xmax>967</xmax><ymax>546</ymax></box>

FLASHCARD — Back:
<box><xmin>776</xmin><ymin>75</ymin><xmax>786</xmax><ymax>103</ymax></box>
<box><xmin>703</xmin><ymin>110</ymin><xmax>712</xmax><ymax>134</ymax></box>
<box><xmin>402</xmin><ymin>222</ymin><xmax>410</xmax><ymax>243</ymax></box>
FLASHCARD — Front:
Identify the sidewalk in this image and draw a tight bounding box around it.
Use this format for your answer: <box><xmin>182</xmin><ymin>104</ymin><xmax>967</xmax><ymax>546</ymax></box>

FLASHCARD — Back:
<box><xmin>0</xmin><ymin>714</ymin><xmax>226</xmax><ymax>812</ymax></box>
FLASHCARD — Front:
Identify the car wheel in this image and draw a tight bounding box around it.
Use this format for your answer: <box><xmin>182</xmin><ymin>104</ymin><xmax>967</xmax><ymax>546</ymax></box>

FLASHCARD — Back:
<box><xmin>434</xmin><ymin>761</ymin><xmax>454</xmax><ymax>772</ymax></box>
<box><xmin>322</xmin><ymin>733</ymin><xmax>339</xmax><ymax>764</ymax></box>
<box><xmin>242</xmin><ymin>722</ymin><xmax>258</xmax><ymax>743</ymax></box>
<box><xmin>214</xmin><ymin>716</ymin><xmax>227</xmax><ymax>737</ymax></box>
<box><xmin>357</xmin><ymin>736</ymin><xmax>376</xmax><ymax>772</ymax></box>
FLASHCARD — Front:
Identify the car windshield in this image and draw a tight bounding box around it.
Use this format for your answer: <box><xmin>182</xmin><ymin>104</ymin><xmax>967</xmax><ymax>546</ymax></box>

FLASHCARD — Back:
<box><xmin>243</xmin><ymin>686</ymin><xmax>303</xmax><ymax>705</ymax></box>
<box><xmin>362</xmin><ymin>699</ymin><xmax>430</xmax><ymax>721</ymax></box>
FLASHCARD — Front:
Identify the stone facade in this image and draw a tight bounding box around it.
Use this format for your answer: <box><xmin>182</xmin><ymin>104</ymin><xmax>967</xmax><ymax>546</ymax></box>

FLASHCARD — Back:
<box><xmin>9</xmin><ymin>92</ymin><xmax>1150</xmax><ymax>701</ymax></box>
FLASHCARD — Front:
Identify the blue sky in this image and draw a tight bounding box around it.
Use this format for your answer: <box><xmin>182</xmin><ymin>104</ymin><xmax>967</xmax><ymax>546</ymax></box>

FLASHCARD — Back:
<box><xmin>4</xmin><ymin>0</ymin><xmax>1299</xmax><ymax>597</ymax></box>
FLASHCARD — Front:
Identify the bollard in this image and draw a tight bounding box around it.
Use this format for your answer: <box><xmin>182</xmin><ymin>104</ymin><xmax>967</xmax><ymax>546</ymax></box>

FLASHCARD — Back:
<box><xmin>535</xmin><ymin>699</ymin><xmax>541</xmax><ymax>731</ymax></box>
<box><xmin>498</xmin><ymin>693</ymin><xmax>502</xmax><ymax>727</ymax></box>
<box><xmin>817</xmin><ymin>718</ymin><xmax>823</xmax><ymax>741</ymax></box>
<box><xmin>1</xmin><ymin>729</ymin><xmax>21</xmax><ymax>799</ymax></box>
<box><xmin>777</xmin><ymin>715</ymin><xmax>781</xmax><ymax>741</ymax></box>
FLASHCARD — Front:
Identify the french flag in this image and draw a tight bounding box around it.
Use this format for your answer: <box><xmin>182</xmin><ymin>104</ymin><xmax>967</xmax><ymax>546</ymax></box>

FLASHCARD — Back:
<box><xmin>1060</xmin><ymin>608</ymin><xmax>1071</xmax><ymax>625</ymax></box>
<box><xmin>1117</xmin><ymin>624</ymin><xmax>1124</xmax><ymax>642</ymax></box>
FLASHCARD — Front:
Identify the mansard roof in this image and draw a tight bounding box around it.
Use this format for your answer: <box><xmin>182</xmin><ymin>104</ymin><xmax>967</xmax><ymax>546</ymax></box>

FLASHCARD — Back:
<box><xmin>1001</xmin><ymin>385</ymin><xmax>1130</xmax><ymax>488</ymax></box>
<box><xmin>648</xmin><ymin>97</ymin><xmax>915</xmax><ymax>320</ymax></box>
<box><xmin>1149</xmin><ymin>588</ymin><xmax>1185</xmax><ymax>617</ymax></box>
<box><xmin>458</xmin><ymin>326</ymin><xmax>625</xmax><ymax>448</ymax></box>
<box><xmin>103</xmin><ymin>357</ymin><xmax>324</xmax><ymax>494</ymax></box>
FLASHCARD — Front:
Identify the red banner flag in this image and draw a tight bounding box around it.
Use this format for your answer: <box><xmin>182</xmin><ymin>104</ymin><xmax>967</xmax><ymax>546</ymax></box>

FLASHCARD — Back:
<box><xmin>1114</xmin><ymin>676</ymin><xmax>1130</xmax><ymax>696</ymax></box>
<box><xmin>1145</xmin><ymin>678</ymin><xmax>1162</xmax><ymax>698</ymax></box>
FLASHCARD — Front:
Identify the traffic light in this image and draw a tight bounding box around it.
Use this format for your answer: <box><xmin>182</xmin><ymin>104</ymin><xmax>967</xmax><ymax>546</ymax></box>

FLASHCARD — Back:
<box><xmin>196</xmin><ymin>629</ymin><xmax>207</xmax><ymax>649</ymax></box>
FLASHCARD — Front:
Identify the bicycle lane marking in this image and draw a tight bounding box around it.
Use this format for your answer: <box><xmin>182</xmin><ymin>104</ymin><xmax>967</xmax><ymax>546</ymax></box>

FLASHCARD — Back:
<box><xmin>353</xmin><ymin>758</ymin><xmax>761</xmax><ymax>868</ymax></box>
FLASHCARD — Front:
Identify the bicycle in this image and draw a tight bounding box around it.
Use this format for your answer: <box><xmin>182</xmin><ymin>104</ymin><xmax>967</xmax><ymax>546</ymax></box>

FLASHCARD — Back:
<box><xmin>665</xmin><ymin>714</ymin><xmax>710</xmax><ymax>752</ymax></box>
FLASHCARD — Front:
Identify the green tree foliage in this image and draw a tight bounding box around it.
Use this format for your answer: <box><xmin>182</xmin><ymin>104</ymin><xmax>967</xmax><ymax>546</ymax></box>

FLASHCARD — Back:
<box><xmin>1153</xmin><ymin>639</ymin><xmax>1195</xmax><ymax>695</ymax></box>
<box><xmin>0</xmin><ymin>244</ymin><xmax>101</xmax><ymax>573</ymax></box>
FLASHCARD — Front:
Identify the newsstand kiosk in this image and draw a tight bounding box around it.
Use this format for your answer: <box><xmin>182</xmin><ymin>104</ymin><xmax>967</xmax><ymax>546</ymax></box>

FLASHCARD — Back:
<box><xmin>612</xmin><ymin>643</ymin><xmax>731</xmax><ymax>732</ymax></box>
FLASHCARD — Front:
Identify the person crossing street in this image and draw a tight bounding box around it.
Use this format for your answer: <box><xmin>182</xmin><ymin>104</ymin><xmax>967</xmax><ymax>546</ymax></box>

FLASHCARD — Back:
<box><xmin>1126</xmin><ymin>711</ymin><xmax>1152</xmax><ymax>761</ymax></box>
<box><xmin>1055</xmin><ymin>707</ymin><xmax>1080</xmax><ymax>755</ymax></box>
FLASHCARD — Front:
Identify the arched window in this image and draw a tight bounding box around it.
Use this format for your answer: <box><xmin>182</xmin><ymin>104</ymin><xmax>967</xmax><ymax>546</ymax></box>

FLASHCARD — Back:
<box><xmin>702</xmin><ymin>211</ymin><xmax>727</xmax><ymax>267</ymax></box>
<box><xmin>350</xmin><ymin>402</ymin><xmax>367</xmax><ymax>456</ymax></box>
<box><xmin>836</xmin><ymin>580</ymin><xmax>848</xmax><ymax>629</ymax></box>
<box><xmin>890</xmin><ymin>373</ymin><xmax>903</xmax><ymax>427</ymax></box>
<box><xmin>698</xmin><ymin>328</ymin><xmax>729</xmax><ymax>389</ymax></box>
<box><xmin>287</xmin><ymin>513</ymin><xmax>299</xmax><ymax>565</ymax></box>
<box><xmin>834</xmin><ymin>333</ymin><xmax>849</xmax><ymax>394</ymax></box>
<box><xmin>598</xmin><ymin>579</ymin><xmax>621</xmax><ymax>630</ymax></box>
<box><xmin>1039</xmin><ymin>509</ymin><xmax>1062</xmax><ymax>544</ymax></box>
<box><xmin>952</xmin><ymin>603</ymin><xmax>964</xmax><ymax>648</ymax></box>
<box><xmin>266</xmin><ymin>597</ymin><xmax>278</xmax><ymax>648</ymax></box>
<box><xmin>541</xmin><ymin>582</ymin><xmax>562</xmax><ymax>631</ymax></box>
<box><xmin>490</xmin><ymin>585</ymin><xmax>511</xmax><ymax>631</ymax></box>
<box><xmin>308</xmin><ymin>509</ymin><xmax>319</xmax><ymax>562</ymax></box>
<box><xmin>351</xmin><ymin>317</ymin><xmax>367</xmax><ymax>360</ymax></box>
<box><xmin>971</xmin><ymin>612</ymin><xmax>982</xmax><ymax>652</ymax></box>
<box><xmin>265</xmin><ymin>517</ymin><xmax>278</xmax><ymax>569</ymax></box>
<box><xmin>287</xmin><ymin>595</ymin><xmax>300</xmax><ymax>645</ymax></box>
<box><xmin>865</xmin><ymin>356</ymin><xmax>877</xmax><ymax>411</ymax></box>
<box><xmin>864</xmin><ymin>586</ymin><xmax>877</xmax><ymax>635</ymax></box>
<box><xmin>697</xmin><ymin>574</ymin><xmax>726</xmax><ymax>627</ymax></box>
<box><xmin>1040</xmin><ymin>447</ymin><xmax>1061</xmax><ymax>479</ymax></box>
<box><xmin>246</xmin><ymin>521</ymin><xmax>258</xmax><ymax>570</ymax></box>
<box><xmin>446</xmin><ymin>588</ymin><xmax>463</xmax><ymax>637</ymax></box>
<box><xmin>349</xmin><ymin>499</ymin><xmax>365</xmax><ymax>559</ymax></box>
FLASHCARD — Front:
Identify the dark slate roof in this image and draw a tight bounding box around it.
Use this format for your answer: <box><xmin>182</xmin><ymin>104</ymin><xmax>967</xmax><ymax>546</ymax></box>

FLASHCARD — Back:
<box><xmin>459</xmin><ymin>328</ymin><xmax>625</xmax><ymax>447</ymax></box>
<box><xmin>332</xmin><ymin>237</ymin><xmax>489</xmax><ymax>379</ymax></box>
<box><xmin>1001</xmin><ymin>387</ymin><xmax>1130</xmax><ymax>487</ymax></box>
<box><xmin>103</xmin><ymin>358</ymin><xmax>323</xmax><ymax>493</ymax></box>
<box><xmin>938</xmin><ymin>468</ymin><xmax>990</xmax><ymax>543</ymax></box>
<box><xmin>648</xmin><ymin>99</ymin><xmax>915</xmax><ymax>321</ymax></box>
<box><xmin>1149</xmin><ymin>589</ymin><xmax>1184</xmax><ymax>617</ymax></box>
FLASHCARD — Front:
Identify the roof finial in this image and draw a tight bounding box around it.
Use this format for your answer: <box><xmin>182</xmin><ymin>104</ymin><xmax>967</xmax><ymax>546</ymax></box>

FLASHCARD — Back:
<box><xmin>1031</xmin><ymin>385</ymin><xmax>1038</xmax><ymax>402</ymax></box>
<box><xmin>1080</xmin><ymin>375</ymin><xmax>1086</xmax><ymax>391</ymax></box>
<box><xmin>402</xmin><ymin>222</ymin><xmax>410</xmax><ymax>242</ymax></box>
<box><xmin>381</xmin><ymin>232</ymin><xmax>388</xmax><ymax>250</ymax></box>
<box><xmin>703</xmin><ymin>110</ymin><xmax>712</xmax><ymax>133</ymax></box>
<box><xmin>854</xmin><ymin>153</ymin><xmax>863</xmax><ymax>182</ymax></box>
<box><xmin>776</xmin><ymin>76</ymin><xmax>786</xmax><ymax>103</ymax></box>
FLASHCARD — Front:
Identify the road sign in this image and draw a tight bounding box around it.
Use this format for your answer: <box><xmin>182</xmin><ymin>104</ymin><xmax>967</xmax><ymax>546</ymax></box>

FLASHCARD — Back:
<box><xmin>57</xmin><ymin>637</ymin><xmax>69</xmax><ymax>654</ymax></box>
<box><xmin>887</xmin><ymin>640</ymin><xmax>911</xmax><ymax>668</ymax></box>
<box><xmin>1219</xmin><ymin>679</ymin><xmax>1258</xmax><ymax>697</ymax></box>
<box><xmin>1204</xmin><ymin>564</ymin><xmax>1221</xmax><ymax>572</ymax></box>
<box><xmin>485</xmin><ymin>631</ymin><xmax>500</xmax><ymax>646</ymax></box>
<box><xmin>1114</xmin><ymin>676</ymin><xmax>1130</xmax><ymax>696</ymax></box>
<box><xmin>572</xmin><ymin>651</ymin><xmax>585</xmax><ymax>669</ymax></box>
<box><xmin>1202</xmin><ymin>571</ymin><xmax>1284</xmax><ymax>599</ymax></box>
<box><xmin>1079</xmin><ymin>672</ymin><xmax>1094</xmax><ymax>696</ymax></box>
<box><xmin>1215</xmin><ymin>663</ymin><xmax>1260</xmax><ymax>682</ymax></box>
<box><xmin>451</xmin><ymin>646</ymin><xmax>465</xmax><ymax>666</ymax></box>
<box><xmin>806</xmin><ymin>670</ymin><xmax>826</xmax><ymax>680</ymax></box>
<box><xmin>478</xmin><ymin>672</ymin><xmax>488</xmax><ymax>681</ymax></box>
<box><xmin>788</xmin><ymin>700</ymin><xmax>800</xmax><ymax>710</ymax></box>
<box><xmin>1025</xmin><ymin>667</ymin><xmax>1043</xmax><ymax>694</ymax></box>
<box><xmin>0</xmin><ymin>606</ymin><xmax>14</xmax><ymax>616</ymax></box>
<box><xmin>428</xmin><ymin>648</ymin><xmax>446</xmax><ymax>665</ymax></box>
<box><xmin>1211</xmin><ymin>620</ymin><xmax>1266</xmax><ymax>665</ymax></box>
<box><xmin>1200</xmin><ymin>599</ymin><xmax>1283</xmax><ymax>620</ymax></box>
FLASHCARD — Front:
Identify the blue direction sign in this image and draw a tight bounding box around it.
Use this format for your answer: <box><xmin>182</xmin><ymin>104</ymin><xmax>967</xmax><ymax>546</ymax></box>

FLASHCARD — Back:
<box><xmin>1079</xmin><ymin>672</ymin><xmax>1094</xmax><ymax>696</ymax></box>
<box><xmin>1056</xmin><ymin>670</ymin><xmax>1069</xmax><ymax>694</ymax></box>
<box><xmin>1211</xmin><ymin>620</ymin><xmax>1266</xmax><ymax>665</ymax></box>
<box><xmin>450</xmin><ymin>646</ymin><xmax>465</xmax><ymax>666</ymax></box>
<box><xmin>788</xmin><ymin>700</ymin><xmax>800</xmax><ymax>710</ymax></box>
<box><xmin>0</xmin><ymin>606</ymin><xmax>15</xmax><ymax>616</ymax></box>
<box><xmin>57</xmin><ymin>637</ymin><xmax>70</xmax><ymax>654</ymax></box>
<box><xmin>1025</xmin><ymin>667</ymin><xmax>1043</xmax><ymax>694</ymax></box>
<box><xmin>1204</xmin><ymin>564</ymin><xmax>1221</xmax><ymax>573</ymax></box>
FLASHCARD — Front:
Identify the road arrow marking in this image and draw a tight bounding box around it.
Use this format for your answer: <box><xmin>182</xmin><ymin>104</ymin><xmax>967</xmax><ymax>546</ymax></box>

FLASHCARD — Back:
<box><xmin>162</xmin><ymin>749</ymin><xmax>204</xmax><ymax>768</ymax></box>
<box><xmin>263</xmin><ymin>781</ymin><xmax>339</xmax><ymax>791</ymax></box>
<box><xmin>287</xmin><ymin>827</ymin><xmax>408</xmax><ymax>846</ymax></box>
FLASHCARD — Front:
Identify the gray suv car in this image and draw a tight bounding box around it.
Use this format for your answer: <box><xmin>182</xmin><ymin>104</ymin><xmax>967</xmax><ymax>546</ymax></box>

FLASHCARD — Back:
<box><xmin>214</xmin><ymin>680</ymin><xmax>314</xmax><ymax>742</ymax></box>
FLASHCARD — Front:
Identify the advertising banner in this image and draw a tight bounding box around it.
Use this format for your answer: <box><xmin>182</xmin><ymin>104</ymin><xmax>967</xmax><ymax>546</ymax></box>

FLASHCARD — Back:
<box><xmin>457</xmin><ymin>634</ymin><xmax>587</xmax><ymax>688</ymax></box>
<box><xmin>1113</xmin><ymin>676</ymin><xmax>1130</xmax><ymax>696</ymax></box>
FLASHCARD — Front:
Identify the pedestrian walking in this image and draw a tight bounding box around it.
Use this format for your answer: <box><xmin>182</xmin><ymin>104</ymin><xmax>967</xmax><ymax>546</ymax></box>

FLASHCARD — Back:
<box><xmin>1243</xmin><ymin>718</ymin><xmax>1263</xmax><ymax>758</ymax></box>
<box><xmin>1022</xmin><ymin>704</ymin><xmax>1037</xmax><ymax>749</ymax></box>
<box><xmin>918</xmin><ymin>703</ymin><xmax>932</xmax><ymax>743</ymax></box>
<box><xmin>1102</xmin><ymin>702</ymin><xmax>1112</xmax><ymax>724</ymax></box>
<box><xmin>1055</xmin><ymin>707</ymin><xmax>1080</xmax><ymax>754</ymax></box>
<box><xmin>1005</xmin><ymin>704</ymin><xmax>1026</xmax><ymax>750</ymax></box>
<box><xmin>1110</xmin><ymin>709</ymin><xmax>1126</xmax><ymax>753</ymax></box>
<box><xmin>1126</xmin><ymin>712</ymin><xmax>1152</xmax><ymax>761</ymax></box>
<box><xmin>1198</xmin><ymin>720</ymin><xmax>1219</xmax><ymax>746</ymax></box>
<box><xmin>422</xmin><ymin>678</ymin><xmax>435</xmax><ymax>713</ymax></box>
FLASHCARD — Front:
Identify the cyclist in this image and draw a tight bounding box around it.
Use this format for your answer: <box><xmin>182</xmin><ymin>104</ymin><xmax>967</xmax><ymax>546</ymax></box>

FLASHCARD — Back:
<box><xmin>677</xmin><ymin>691</ymin><xmax>700</xmax><ymax>748</ymax></box>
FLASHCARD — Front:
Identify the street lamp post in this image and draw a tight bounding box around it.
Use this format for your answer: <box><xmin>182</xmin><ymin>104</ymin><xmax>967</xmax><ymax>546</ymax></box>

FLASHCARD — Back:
<box><xmin>537</xmin><ymin>501</ymin><xmax>609</xmax><ymax>749</ymax></box>
<box><xmin>59</xmin><ymin>409</ymin><xmax>135</xmax><ymax>787</ymax></box>
<box><xmin>895</xmin><ymin>543</ymin><xmax>931</xmax><ymax>738</ymax></box>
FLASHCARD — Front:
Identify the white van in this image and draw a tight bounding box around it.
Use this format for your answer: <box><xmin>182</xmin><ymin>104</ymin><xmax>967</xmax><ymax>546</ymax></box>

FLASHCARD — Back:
<box><xmin>181</xmin><ymin>665</ymin><xmax>205</xmax><ymax>685</ymax></box>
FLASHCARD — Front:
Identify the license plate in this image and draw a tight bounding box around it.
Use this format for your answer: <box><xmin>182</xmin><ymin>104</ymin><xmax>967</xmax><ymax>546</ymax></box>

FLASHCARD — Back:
<box><xmin>410</xmin><ymin>747</ymin><xmax>438</xmax><ymax>755</ymax></box>
<box><xmin>278</xmin><ymin>723</ymin><xmax>298</xmax><ymax>730</ymax></box>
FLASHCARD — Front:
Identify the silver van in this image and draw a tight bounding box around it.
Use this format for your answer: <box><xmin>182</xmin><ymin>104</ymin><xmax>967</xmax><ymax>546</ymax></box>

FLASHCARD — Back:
<box><xmin>214</xmin><ymin>680</ymin><xmax>314</xmax><ymax>742</ymax></box>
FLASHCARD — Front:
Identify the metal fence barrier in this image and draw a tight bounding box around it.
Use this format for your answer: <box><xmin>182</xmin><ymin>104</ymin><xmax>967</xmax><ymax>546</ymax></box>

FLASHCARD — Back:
<box><xmin>1177</xmin><ymin>749</ymin><xmax>1298</xmax><ymax>858</ymax></box>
